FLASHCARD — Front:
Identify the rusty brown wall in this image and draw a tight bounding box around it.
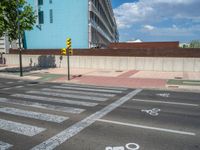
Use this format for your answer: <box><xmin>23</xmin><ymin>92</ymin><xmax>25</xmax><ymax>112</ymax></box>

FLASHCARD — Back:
<box><xmin>9</xmin><ymin>48</ymin><xmax>200</xmax><ymax>58</ymax></box>
<box><xmin>108</xmin><ymin>41</ymin><xmax>179</xmax><ymax>49</ymax></box>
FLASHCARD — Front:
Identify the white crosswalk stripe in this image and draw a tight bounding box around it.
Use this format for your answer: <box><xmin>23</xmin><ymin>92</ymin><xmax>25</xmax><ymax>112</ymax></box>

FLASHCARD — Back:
<box><xmin>53</xmin><ymin>86</ymin><xmax>123</xmax><ymax>93</ymax></box>
<box><xmin>0</xmin><ymin>119</ymin><xmax>46</xmax><ymax>136</ymax></box>
<box><xmin>61</xmin><ymin>83</ymin><xmax>127</xmax><ymax>91</ymax></box>
<box><xmin>0</xmin><ymin>107</ymin><xmax>68</xmax><ymax>123</ymax></box>
<box><xmin>42</xmin><ymin>88</ymin><xmax>116</xmax><ymax>97</ymax></box>
<box><xmin>27</xmin><ymin>91</ymin><xmax>108</xmax><ymax>102</ymax></box>
<box><xmin>0</xmin><ymin>141</ymin><xmax>13</xmax><ymax>150</ymax></box>
<box><xmin>12</xmin><ymin>94</ymin><xmax>98</xmax><ymax>107</ymax></box>
<box><xmin>0</xmin><ymin>98</ymin><xmax>85</xmax><ymax>114</ymax></box>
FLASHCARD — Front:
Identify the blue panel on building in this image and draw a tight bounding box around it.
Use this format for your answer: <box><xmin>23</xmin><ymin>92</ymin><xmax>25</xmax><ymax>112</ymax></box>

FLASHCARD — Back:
<box><xmin>25</xmin><ymin>0</ymin><xmax>89</xmax><ymax>49</ymax></box>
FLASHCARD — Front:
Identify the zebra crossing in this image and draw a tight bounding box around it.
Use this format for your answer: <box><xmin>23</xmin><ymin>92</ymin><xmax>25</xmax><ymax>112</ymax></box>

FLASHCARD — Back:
<box><xmin>0</xmin><ymin>83</ymin><xmax>128</xmax><ymax>149</ymax></box>
<box><xmin>0</xmin><ymin>141</ymin><xmax>13</xmax><ymax>150</ymax></box>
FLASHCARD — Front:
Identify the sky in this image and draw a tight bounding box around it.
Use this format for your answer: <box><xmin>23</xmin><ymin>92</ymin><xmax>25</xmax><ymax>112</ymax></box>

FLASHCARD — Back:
<box><xmin>111</xmin><ymin>0</ymin><xmax>200</xmax><ymax>43</ymax></box>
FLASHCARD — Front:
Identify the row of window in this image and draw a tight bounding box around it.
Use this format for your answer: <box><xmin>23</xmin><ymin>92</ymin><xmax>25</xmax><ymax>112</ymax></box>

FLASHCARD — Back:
<box><xmin>90</xmin><ymin>11</ymin><xmax>114</xmax><ymax>41</ymax></box>
<box><xmin>38</xmin><ymin>0</ymin><xmax>52</xmax><ymax>5</ymax></box>
<box><xmin>38</xmin><ymin>9</ymin><xmax>53</xmax><ymax>24</ymax></box>
<box><xmin>92</xmin><ymin>0</ymin><xmax>115</xmax><ymax>33</ymax></box>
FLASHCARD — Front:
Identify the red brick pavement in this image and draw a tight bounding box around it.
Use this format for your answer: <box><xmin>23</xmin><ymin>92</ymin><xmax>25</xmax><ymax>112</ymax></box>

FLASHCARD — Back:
<box><xmin>117</xmin><ymin>70</ymin><xmax>139</xmax><ymax>78</ymax></box>
<box><xmin>71</xmin><ymin>76</ymin><xmax>166</xmax><ymax>89</ymax></box>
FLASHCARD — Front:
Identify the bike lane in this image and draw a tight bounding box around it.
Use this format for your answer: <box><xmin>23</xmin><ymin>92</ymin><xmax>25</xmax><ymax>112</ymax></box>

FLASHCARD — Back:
<box><xmin>56</xmin><ymin>90</ymin><xmax>200</xmax><ymax>150</ymax></box>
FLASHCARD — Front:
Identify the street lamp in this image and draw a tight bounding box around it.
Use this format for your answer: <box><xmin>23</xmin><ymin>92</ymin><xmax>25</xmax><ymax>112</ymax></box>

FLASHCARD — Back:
<box><xmin>17</xmin><ymin>0</ymin><xmax>23</xmax><ymax>77</ymax></box>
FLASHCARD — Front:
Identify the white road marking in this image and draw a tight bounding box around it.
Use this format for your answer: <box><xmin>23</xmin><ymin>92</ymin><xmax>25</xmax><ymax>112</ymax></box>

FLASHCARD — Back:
<box><xmin>141</xmin><ymin>108</ymin><xmax>161</xmax><ymax>116</ymax></box>
<box><xmin>42</xmin><ymin>88</ymin><xmax>116</xmax><ymax>97</ymax></box>
<box><xmin>61</xmin><ymin>83</ymin><xmax>127</xmax><ymax>91</ymax></box>
<box><xmin>106</xmin><ymin>146</ymin><xmax>125</xmax><ymax>150</ymax></box>
<box><xmin>31</xmin><ymin>89</ymin><xmax>142</xmax><ymax>150</ymax></box>
<box><xmin>6</xmin><ymin>82</ymin><xmax>14</xmax><ymax>84</ymax></box>
<box><xmin>156</xmin><ymin>93</ymin><xmax>170</xmax><ymax>97</ymax></box>
<box><xmin>0</xmin><ymin>119</ymin><xmax>46</xmax><ymax>136</ymax></box>
<box><xmin>0</xmin><ymin>107</ymin><xmax>68</xmax><ymax>123</ymax></box>
<box><xmin>126</xmin><ymin>143</ymin><xmax>140</xmax><ymax>150</ymax></box>
<box><xmin>53</xmin><ymin>86</ymin><xmax>123</xmax><ymax>94</ymax></box>
<box><xmin>0</xmin><ymin>98</ymin><xmax>85</xmax><ymax>114</ymax></box>
<box><xmin>27</xmin><ymin>91</ymin><xmax>108</xmax><ymax>102</ymax></box>
<box><xmin>132</xmin><ymin>99</ymin><xmax>199</xmax><ymax>107</ymax></box>
<box><xmin>98</xmin><ymin>119</ymin><xmax>196</xmax><ymax>136</ymax></box>
<box><xmin>12</xmin><ymin>94</ymin><xmax>98</xmax><ymax>107</ymax></box>
<box><xmin>14</xmin><ymin>86</ymin><xmax>24</xmax><ymax>88</ymax></box>
<box><xmin>0</xmin><ymin>141</ymin><xmax>13</xmax><ymax>150</ymax></box>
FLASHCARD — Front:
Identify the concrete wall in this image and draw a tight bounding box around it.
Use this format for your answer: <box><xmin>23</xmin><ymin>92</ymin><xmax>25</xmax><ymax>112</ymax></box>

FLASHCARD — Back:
<box><xmin>4</xmin><ymin>54</ymin><xmax>200</xmax><ymax>72</ymax></box>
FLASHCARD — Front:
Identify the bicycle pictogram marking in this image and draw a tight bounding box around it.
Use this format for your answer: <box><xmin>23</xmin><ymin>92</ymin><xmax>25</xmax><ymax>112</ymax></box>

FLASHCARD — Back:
<box><xmin>141</xmin><ymin>108</ymin><xmax>161</xmax><ymax>116</ymax></box>
<box><xmin>105</xmin><ymin>143</ymin><xmax>140</xmax><ymax>150</ymax></box>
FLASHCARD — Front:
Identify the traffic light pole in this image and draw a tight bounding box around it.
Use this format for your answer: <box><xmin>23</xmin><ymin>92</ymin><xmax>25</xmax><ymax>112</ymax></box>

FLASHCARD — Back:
<box><xmin>17</xmin><ymin>0</ymin><xmax>23</xmax><ymax>77</ymax></box>
<box><xmin>67</xmin><ymin>48</ymin><xmax>70</xmax><ymax>80</ymax></box>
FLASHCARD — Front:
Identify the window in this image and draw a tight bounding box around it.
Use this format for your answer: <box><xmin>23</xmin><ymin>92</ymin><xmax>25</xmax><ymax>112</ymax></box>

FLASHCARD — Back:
<box><xmin>50</xmin><ymin>9</ymin><xmax>53</xmax><ymax>23</ymax></box>
<box><xmin>49</xmin><ymin>0</ymin><xmax>52</xmax><ymax>4</ymax></box>
<box><xmin>38</xmin><ymin>0</ymin><xmax>43</xmax><ymax>5</ymax></box>
<box><xmin>38</xmin><ymin>11</ymin><xmax>44</xmax><ymax>24</ymax></box>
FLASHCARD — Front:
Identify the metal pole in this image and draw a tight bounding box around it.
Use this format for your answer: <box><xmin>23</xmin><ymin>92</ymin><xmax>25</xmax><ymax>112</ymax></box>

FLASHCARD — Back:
<box><xmin>17</xmin><ymin>0</ymin><xmax>23</xmax><ymax>77</ymax></box>
<box><xmin>67</xmin><ymin>48</ymin><xmax>70</xmax><ymax>80</ymax></box>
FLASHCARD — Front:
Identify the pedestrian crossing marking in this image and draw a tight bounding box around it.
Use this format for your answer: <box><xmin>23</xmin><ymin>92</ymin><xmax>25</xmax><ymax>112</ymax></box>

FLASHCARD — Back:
<box><xmin>12</xmin><ymin>94</ymin><xmax>98</xmax><ymax>107</ymax></box>
<box><xmin>0</xmin><ymin>98</ymin><xmax>85</xmax><ymax>114</ymax></box>
<box><xmin>0</xmin><ymin>119</ymin><xmax>46</xmax><ymax>136</ymax></box>
<box><xmin>61</xmin><ymin>83</ymin><xmax>127</xmax><ymax>91</ymax></box>
<box><xmin>0</xmin><ymin>107</ymin><xmax>68</xmax><ymax>123</ymax></box>
<box><xmin>27</xmin><ymin>91</ymin><xmax>108</xmax><ymax>102</ymax></box>
<box><xmin>42</xmin><ymin>88</ymin><xmax>116</xmax><ymax>97</ymax></box>
<box><xmin>53</xmin><ymin>86</ymin><xmax>123</xmax><ymax>93</ymax></box>
<box><xmin>0</xmin><ymin>141</ymin><xmax>13</xmax><ymax>150</ymax></box>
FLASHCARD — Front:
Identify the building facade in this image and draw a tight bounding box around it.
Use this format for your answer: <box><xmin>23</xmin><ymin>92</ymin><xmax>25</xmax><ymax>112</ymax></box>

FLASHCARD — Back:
<box><xmin>24</xmin><ymin>0</ymin><xmax>118</xmax><ymax>49</ymax></box>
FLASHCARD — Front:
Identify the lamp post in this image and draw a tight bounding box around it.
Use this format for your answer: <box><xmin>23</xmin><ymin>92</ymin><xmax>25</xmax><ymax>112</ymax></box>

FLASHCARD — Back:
<box><xmin>17</xmin><ymin>0</ymin><xmax>23</xmax><ymax>77</ymax></box>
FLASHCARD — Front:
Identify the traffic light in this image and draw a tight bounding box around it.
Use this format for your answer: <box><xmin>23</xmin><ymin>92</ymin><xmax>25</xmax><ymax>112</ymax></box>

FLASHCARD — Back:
<box><xmin>66</xmin><ymin>38</ymin><xmax>71</xmax><ymax>50</ymax></box>
<box><xmin>69</xmin><ymin>49</ymin><xmax>73</xmax><ymax>55</ymax></box>
<box><xmin>61</xmin><ymin>48</ymin><xmax>66</xmax><ymax>55</ymax></box>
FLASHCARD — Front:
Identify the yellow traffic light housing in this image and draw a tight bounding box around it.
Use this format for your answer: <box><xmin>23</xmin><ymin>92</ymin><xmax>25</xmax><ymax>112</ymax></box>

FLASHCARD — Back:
<box><xmin>66</xmin><ymin>38</ymin><xmax>71</xmax><ymax>49</ymax></box>
<box><xmin>61</xmin><ymin>48</ymin><xmax>66</xmax><ymax>55</ymax></box>
<box><xmin>69</xmin><ymin>49</ymin><xmax>73</xmax><ymax>55</ymax></box>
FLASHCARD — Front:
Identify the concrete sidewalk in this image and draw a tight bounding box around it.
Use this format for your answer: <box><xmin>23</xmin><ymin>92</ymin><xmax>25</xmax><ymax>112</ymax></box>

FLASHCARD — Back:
<box><xmin>1</xmin><ymin>66</ymin><xmax>200</xmax><ymax>92</ymax></box>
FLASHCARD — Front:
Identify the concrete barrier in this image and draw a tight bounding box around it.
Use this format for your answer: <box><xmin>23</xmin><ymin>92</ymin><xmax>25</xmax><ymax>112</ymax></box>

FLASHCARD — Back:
<box><xmin>4</xmin><ymin>54</ymin><xmax>200</xmax><ymax>72</ymax></box>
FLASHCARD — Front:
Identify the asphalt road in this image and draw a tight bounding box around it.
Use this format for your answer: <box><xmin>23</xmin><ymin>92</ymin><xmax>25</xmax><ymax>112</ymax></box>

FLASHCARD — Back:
<box><xmin>0</xmin><ymin>77</ymin><xmax>199</xmax><ymax>150</ymax></box>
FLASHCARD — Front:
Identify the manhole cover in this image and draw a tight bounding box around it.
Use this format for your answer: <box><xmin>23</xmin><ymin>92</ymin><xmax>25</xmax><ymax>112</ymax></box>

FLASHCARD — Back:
<box><xmin>115</xmin><ymin>70</ymin><xmax>123</xmax><ymax>72</ymax></box>
<box><xmin>174</xmin><ymin>77</ymin><xmax>182</xmax><ymax>79</ymax></box>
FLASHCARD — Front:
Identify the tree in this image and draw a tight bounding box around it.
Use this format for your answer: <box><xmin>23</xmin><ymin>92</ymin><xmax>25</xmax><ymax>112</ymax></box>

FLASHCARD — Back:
<box><xmin>0</xmin><ymin>0</ymin><xmax>36</xmax><ymax>42</ymax></box>
<box><xmin>190</xmin><ymin>40</ymin><xmax>200</xmax><ymax>48</ymax></box>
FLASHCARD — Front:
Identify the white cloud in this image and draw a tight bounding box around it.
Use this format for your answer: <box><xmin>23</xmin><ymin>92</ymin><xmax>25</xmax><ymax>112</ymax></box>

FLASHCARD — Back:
<box><xmin>144</xmin><ymin>25</ymin><xmax>155</xmax><ymax>30</ymax></box>
<box><xmin>141</xmin><ymin>25</ymin><xmax>200</xmax><ymax>37</ymax></box>
<box><xmin>114</xmin><ymin>0</ymin><xmax>200</xmax><ymax>29</ymax></box>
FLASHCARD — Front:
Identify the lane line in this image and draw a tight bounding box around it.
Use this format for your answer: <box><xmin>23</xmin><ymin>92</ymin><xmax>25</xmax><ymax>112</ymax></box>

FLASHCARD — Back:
<box><xmin>132</xmin><ymin>99</ymin><xmax>199</xmax><ymax>107</ymax></box>
<box><xmin>14</xmin><ymin>86</ymin><xmax>24</xmax><ymax>88</ymax></box>
<box><xmin>61</xmin><ymin>83</ymin><xmax>127</xmax><ymax>91</ymax></box>
<box><xmin>0</xmin><ymin>107</ymin><xmax>68</xmax><ymax>123</ymax></box>
<box><xmin>0</xmin><ymin>141</ymin><xmax>13</xmax><ymax>150</ymax></box>
<box><xmin>0</xmin><ymin>98</ymin><xmax>85</xmax><ymax>114</ymax></box>
<box><xmin>42</xmin><ymin>88</ymin><xmax>116</xmax><ymax>97</ymax></box>
<box><xmin>97</xmin><ymin>119</ymin><xmax>196</xmax><ymax>136</ymax></box>
<box><xmin>12</xmin><ymin>94</ymin><xmax>98</xmax><ymax>107</ymax></box>
<box><xmin>6</xmin><ymin>82</ymin><xmax>14</xmax><ymax>84</ymax></box>
<box><xmin>27</xmin><ymin>91</ymin><xmax>108</xmax><ymax>102</ymax></box>
<box><xmin>0</xmin><ymin>119</ymin><xmax>46</xmax><ymax>136</ymax></box>
<box><xmin>53</xmin><ymin>86</ymin><xmax>123</xmax><ymax>94</ymax></box>
<box><xmin>31</xmin><ymin>89</ymin><xmax>142</xmax><ymax>150</ymax></box>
